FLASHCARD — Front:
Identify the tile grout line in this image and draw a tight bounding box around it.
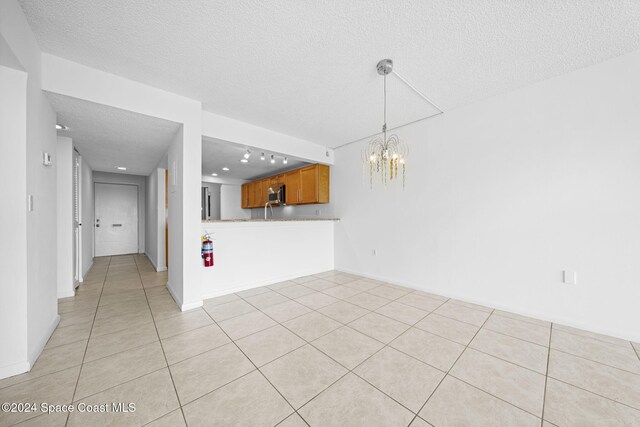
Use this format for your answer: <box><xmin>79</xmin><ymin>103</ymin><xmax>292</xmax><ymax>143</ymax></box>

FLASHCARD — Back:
<box><xmin>209</xmin><ymin>278</ymin><xmax>411</xmax><ymax>325</ymax></box>
<box><xmin>216</xmin><ymin>281</ymin><xmax>640</xmax><ymax>420</ymax></box>
<box><xmin>445</xmin><ymin>374</ymin><xmax>544</xmax><ymax>419</ymax></box>
<box><xmin>272</xmin><ymin>299</ymin><xmax>432</xmax><ymax>419</ymax></box>
<box><xmin>544</xmin><ymin>375</ymin><xmax>640</xmax><ymax>412</ymax></box>
<box><xmin>60</xmin><ymin>366</ymin><xmax>172</xmax><ymax>410</ymax></box>
<box><xmin>552</xmin><ymin>325</ymin><xmax>636</xmax><ymax>349</ymax></box>
<box><xmin>234</xmin><ymin>280</ymin><xmax>402</xmax><ymax>340</ymax></box>
<box><xmin>199</xmin><ymin>297</ymin><xmax>310</xmax><ymax>426</ymax></box>
<box><xmin>486</xmin><ymin>314</ymin><xmax>639</xmax><ymax>356</ymax></box>
<box><xmin>133</xmin><ymin>254</ymin><xmax>189</xmax><ymax>427</ymax></box>
<box><xmin>184</xmin><ymin>274</ymin><xmax>640</xmax><ymax>424</ymax></box>
<box><xmin>540</xmin><ymin>323</ymin><xmax>553</xmax><ymax>426</ymax></box>
<box><xmin>202</xmin><ymin>278</ymin><xmax>434</xmax><ymax>425</ymax></box>
<box><xmin>6</xmin><ymin>271</ymin><xmax>110</xmax><ymax>425</ymax></box>
<box><xmin>101</xmin><ymin>268</ymin><xmax>640</xmax><ymax>425</ymax></box>
<box><xmin>26</xmin><ymin>267</ymin><xmax>637</xmax><ymax>425</ymax></box>
<box><xmin>406</xmin><ymin>309</ymin><xmax>498</xmax><ymax>427</ymax></box>
<box><xmin>633</xmin><ymin>343</ymin><xmax>640</xmax><ymax>362</ymax></box>
<box><xmin>490</xmin><ymin>310</ymin><xmax>551</xmax><ymax>327</ymax></box>
<box><xmin>549</xmin><ymin>347</ymin><xmax>640</xmax><ymax>377</ymax></box>
<box><xmin>289</xmin><ymin>296</ymin><xmax>452</xmax><ymax>422</ymax></box>
<box><xmin>477</xmin><ymin>323</ymin><xmax>549</xmax><ymax>347</ymax></box>
<box><xmin>238</xmin><ymin>281</ymin><xmax>448</xmax><ymax>358</ymax></box>
<box><xmin>229</xmin><ymin>285</ymin><xmax>389</xmax><ymax>424</ymax></box>
<box><xmin>335</xmin><ymin>297</ymin><xmax>455</xmax><ymax>419</ymax></box>
<box><xmin>64</xmin><ymin>256</ymin><xmax>112</xmax><ymax>427</ymax></box>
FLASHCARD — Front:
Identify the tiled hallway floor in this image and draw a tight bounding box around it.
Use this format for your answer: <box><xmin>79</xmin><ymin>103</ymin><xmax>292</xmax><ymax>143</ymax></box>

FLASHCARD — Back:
<box><xmin>1</xmin><ymin>255</ymin><xmax>639</xmax><ymax>426</ymax></box>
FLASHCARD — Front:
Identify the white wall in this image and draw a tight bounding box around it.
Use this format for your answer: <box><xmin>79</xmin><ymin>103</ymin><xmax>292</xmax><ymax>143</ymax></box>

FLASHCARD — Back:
<box><xmin>0</xmin><ymin>64</ymin><xmax>29</xmax><ymax>378</ymax></box>
<box><xmin>167</xmin><ymin>125</ymin><xmax>203</xmax><ymax>310</ymax></box>
<box><xmin>202</xmin><ymin>175</ymin><xmax>247</xmax><ymax>186</ymax></box>
<box><xmin>81</xmin><ymin>156</ymin><xmax>94</xmax><ymax>277</ymax></box>
<box><xmin>202</xmin><ymin>111</ymin><xmax>335</xmax><ymax>166</ymax></box>
<box><xmin>201</xmin><ymin>221</ymin><xmax>335</xmax><ymax>298</ymax></box>
<box><xmin>93</xmin><ymin>171</ymin><xmax>146</xmax><ymax>254</ymax></box>
<box><xmin>56</xmin><ymin>137</ymin><xmax>74</xmax><ymax>298</ymax></box>
<box><xmin>1</xmin><ymin>0</ymin><xmax>60</xmax><ymax>377</ymax></box>
<box><xmin>220</xmin><ymin>185</ymin><xmax>251</xmax><ymax>220</ymax></box>
<box><xmin>334</xmin><ymin>50</ymin><xmax>640</xmax><ymax>342</ymax></box>
<box><xmin>145</xmin><ymin>168</ymin><xmax>166</xmax><ymax>271</ymax></box>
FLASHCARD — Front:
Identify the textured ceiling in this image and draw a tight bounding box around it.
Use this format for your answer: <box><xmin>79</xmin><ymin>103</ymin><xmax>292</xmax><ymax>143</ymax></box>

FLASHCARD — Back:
<box><xmin>202</xmin><ymin>137</ymin><xmax>309</xmax><ymax>180</ymax></box>
<box><xmin>47</xmin><ymin>93</ymin><xmax>180</xmax><ymax>175</ymax></box>
<box><xmin>23</xmin><ymin>1</ymin><xmax>640</xmax><ymax>147</ymax></box>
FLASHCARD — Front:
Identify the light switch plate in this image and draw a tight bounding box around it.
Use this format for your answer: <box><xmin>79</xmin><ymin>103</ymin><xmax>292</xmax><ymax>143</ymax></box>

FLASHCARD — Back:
<box><xmin>28</xmin><ymin>195</ymin><xmax>33</xmax><ymax>212</ymax></box>
<box><xmin>42</xmin><ymin>152</ymin><xmax>52</xmax><ymax>166</ymax></box>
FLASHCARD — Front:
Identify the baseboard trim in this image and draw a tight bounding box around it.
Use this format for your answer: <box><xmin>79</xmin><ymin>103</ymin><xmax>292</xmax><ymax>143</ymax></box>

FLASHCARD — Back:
<box><xmin>166</xmin><ymin>281</ymin><xmax>203</xmax><ymax>312</ymax></box>
<box><xmin>57</xmin><ymin>288</ymin><xmax>75</xmax><ymax>299</ymax></box>
<box><xmin>181</xmin><ymin>300</ymin><xmax>204</xmax><ymax>311</ymax></box>
<box><xmin>27</xmin><ymin>314</ymin><xmax>60</xmax><ymax>369</ymax></box>
<box><xmin>0</xmin><ymin>360</ymin><xmax>31</xmax><ymax>381</ymax></box>
<box><xmin>166</xmin><ymin>281</ymin><xmax>181</xmax><ymax>306</ymax></box>
<box><xmin>201</xmin><ymin>267</ymin><xmax>333</xmax><ymax>300</ymax></box>
<box><xmin>336</xmin><ymin>267</ymin><xmax>640</xmax><ymax>343</ymax></box>
<box><xmin>81</xmin><ymin>260</ymin><xmax>94</xmax><ymax>281</ymax></box>
<box><xmin>144</xmin><ymin>252</ymin><xmax>167</xmax><ymax>273</ymax></box>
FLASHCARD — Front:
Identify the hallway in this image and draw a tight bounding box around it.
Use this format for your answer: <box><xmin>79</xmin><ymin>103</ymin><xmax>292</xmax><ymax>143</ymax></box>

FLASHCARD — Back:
<box><xmin>0</xmin><ymin>255</ymin><xmax>178</xmax><ymax>426</ymax></box>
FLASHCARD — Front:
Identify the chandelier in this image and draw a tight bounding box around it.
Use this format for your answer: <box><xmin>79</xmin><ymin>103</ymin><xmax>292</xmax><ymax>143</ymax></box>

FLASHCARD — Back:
<box><xmin>362</xmin><ymin>59</ymin><xmax>409</xmax><ymax>189</ymax></box>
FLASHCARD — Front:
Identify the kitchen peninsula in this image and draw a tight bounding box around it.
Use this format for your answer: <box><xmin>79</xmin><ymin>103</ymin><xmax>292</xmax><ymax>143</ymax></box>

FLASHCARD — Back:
<box><xmin>201</xmin><ymin>218</ymin><xmax>338</xmax><ymax>299</ymax></box>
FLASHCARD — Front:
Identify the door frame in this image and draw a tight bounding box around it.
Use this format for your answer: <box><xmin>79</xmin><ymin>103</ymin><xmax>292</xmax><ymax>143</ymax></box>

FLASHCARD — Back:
<box><xmin>73</xmin><ymin>149</ymin><xmax>82</xmax><ymax>286</ymax></box>
<box><xmin>165</xmin><ymin>169</ymin><xmax>168</xmax><ymax>268</ymax></box>
<box><xmin>93</xmin><ymin>182</ymin><xmax>140</xmax><ymax>256</ymax></box>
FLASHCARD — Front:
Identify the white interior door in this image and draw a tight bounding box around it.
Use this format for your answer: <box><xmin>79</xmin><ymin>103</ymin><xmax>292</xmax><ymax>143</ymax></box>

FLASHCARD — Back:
<box><xmin>95</xmin><ymin>183</ymin><xmax>138</xmax><ymax>256</ymax></box>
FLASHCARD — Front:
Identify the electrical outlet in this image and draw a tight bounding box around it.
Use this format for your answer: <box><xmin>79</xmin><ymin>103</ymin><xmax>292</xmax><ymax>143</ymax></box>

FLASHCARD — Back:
<box><xmin>315</xmin><ymin>209</ymin><xmax>321</xmax><ymax>216</ymax></box>
<box><xmin>563</xmin><ymin>270</ymin><xmax>577</xmax><ymax>285</ymax></box>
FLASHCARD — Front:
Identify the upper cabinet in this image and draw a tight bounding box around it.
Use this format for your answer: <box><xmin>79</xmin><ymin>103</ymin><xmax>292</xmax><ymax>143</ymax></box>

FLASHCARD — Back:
<box><xmin>241</xmin><ymin>183</ymin><xmax>249</xmax><ymax>209</ymax></box>
<box><xmin>242</xmin><ymin>163</ymin><xmax>330</xmax><ymax>208</ymax></box>
<box><xmin>290</xmin><ymin>164</ymin><xmax>329</xmax><ymax>205</ymax></box>
<box><xmin>285</xmin><ymin>169</ymin><xmax>302</xmax><ymax>204</ymax></box>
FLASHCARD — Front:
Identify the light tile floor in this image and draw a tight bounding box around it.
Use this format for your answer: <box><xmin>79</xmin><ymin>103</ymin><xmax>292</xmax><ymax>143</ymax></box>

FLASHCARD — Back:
<box><xmin>1</xmin><ymin>255</ymin><xmax>639</xmax><ymax>426</ymax></box>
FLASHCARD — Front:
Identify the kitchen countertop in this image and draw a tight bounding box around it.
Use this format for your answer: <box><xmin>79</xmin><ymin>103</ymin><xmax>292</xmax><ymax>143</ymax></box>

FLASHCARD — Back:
<box><xmin>202</xmin><ymin>218</ymin><xmax>339</xmax><ymax>223</ymax></box>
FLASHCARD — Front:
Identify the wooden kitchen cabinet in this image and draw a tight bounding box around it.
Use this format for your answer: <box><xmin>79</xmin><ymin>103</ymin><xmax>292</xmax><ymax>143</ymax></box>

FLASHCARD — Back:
<box><xmin>253</xmin><ymin>180</ymin><xmax>263</xmax><ymax>207</ymax></box>
<box><xmin>241</xmin><ymin>183</ymin><xmax>249</xmax><ymax>208</ymax></box>
<box><xmin>242</xmin><ymin>163</ymin><xmax>329</xmax><ymax>209</ymax></box>
<box><xmin>285</xmin><ymin>164</ymin><xmax>329</xmax><ymax>205</ymax></box>
<box><xmin>285</xmin><ymin>170</ymin><xmax>302</xmax><ymax>204</ymax></box>
<box><xmin>300</xmin><ymin>165</ymin><xmax>318</xmax><ymax>204</ymax></box>
<box><xmin>247</xmin><ymin>181</ymin><xmax>256</xmax><ymax>208</ymax></box>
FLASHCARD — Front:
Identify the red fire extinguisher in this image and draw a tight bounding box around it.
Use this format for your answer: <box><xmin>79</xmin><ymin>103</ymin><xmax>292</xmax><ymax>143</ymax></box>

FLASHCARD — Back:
<box><xmin>202</xmin><ymin>233</ymin><xmax>214</xmax><ymax>267</ymax></box>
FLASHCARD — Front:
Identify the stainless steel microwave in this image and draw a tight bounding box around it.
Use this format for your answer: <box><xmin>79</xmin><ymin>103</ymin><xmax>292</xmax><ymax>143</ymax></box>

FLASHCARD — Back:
<box><xmin>267</xmin><ymin>185</ymin><xmax>285</xmax><ymax>205</ymax></box>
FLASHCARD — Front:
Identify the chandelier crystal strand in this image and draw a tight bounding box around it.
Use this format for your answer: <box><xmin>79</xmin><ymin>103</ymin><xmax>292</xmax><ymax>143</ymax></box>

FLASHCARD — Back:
<box><xmin>362</xmin><ymin>59</ymin><xmax>408</xmax><ymax>190</ymax></box>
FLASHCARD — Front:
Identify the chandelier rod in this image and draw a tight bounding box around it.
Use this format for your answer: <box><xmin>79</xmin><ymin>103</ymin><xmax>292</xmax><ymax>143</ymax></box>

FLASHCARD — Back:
<box><xmin>383</xmin><ymin>72</ymin><xmax>387</xmax><ymax>136</ymax></box>
<box><xmin>333</xmin><ymin>111</ymin><xmax>443</xmax><ymax>149</ymax></box>
<box><xmin>391</xmin><ymin>70</ymin><xmax>444</xmax><ymax>113</ymax></box>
